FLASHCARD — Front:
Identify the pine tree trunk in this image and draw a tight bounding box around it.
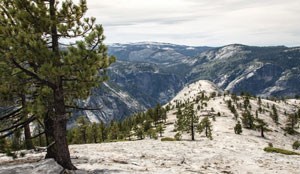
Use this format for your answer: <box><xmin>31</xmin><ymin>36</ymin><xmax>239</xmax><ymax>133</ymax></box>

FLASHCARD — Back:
<box><xmin>82</xmin><ymin>130</ymin><xmax>87</xmax><ymax>144</ymax></box>
<box><xmin>24</xmin><ymin>124</ymin><xmax>34</xmax><ymax>149</ymax></box>
<box><xmin>93</xmin><ymin>134</ymin><xmax>97</xmax><ymax>143</ymax></box>
<box><xmin>261</xmin><ymin>127</ymin><xmax>264</xmax><ymax>138</ymax></box>
<box><xmin>191</xmin><ymin>120</ymin><xmax>195</xmax><ymax>141</ymax></box>
<box><xmin>45</xmin><ymin>88</ymin><xmax>76</xmax><ymax>170</ymax></box>
<box><xmin>44</xmin><ymin>111</ymin><xmax>55</xmax><ymax>159</ymax></box>
<box><xmin>21</xmin><ymin>95</ymin><xmax>34</xmax><ymax>150</ymax></box>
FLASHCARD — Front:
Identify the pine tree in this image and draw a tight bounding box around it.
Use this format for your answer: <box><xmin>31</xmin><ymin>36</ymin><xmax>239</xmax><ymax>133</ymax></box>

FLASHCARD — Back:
<box><xmin>271</xmin><ymin>104</ymin><xmax>279</xmax><ymax>124</ymax></box>
<box><xmin>146</xmin><ymin>128</ymin><xmax>157</xmax><ymax>139</ymax></box>
<box><xmin>135</xmin><ymin>125</ymin><xmax>145</xmax><ymax>140</ymax></box>
<box><xmin>108</xmin><ymin>121</ymin><xmax>119</xmax><ymax>140</ymax></box>
<box><xmin>257</xmin><ymin>97</ymin><xmax>262</xmax><ymax>106</ymax></box>
<box><xmin>241</xmin><ymin>110</ymin><xmax>255</xmax><ymax>129</ymax></box>
<box><xmin>11</xmin><ymin>129</ymin><xmax>22</xmax><ymax>150</ymax></box>
<box><xmin>231</xmin><ymin>94</ymin><xmax>238</xmax><ymax>103</ymax></box>
<box><xmin>98</xmin><ymin>121</ymin><xmax>107</xmax><ymax>142</ymax></box>
<box><xmin>285</xmin><ymin>113</ymin><xmax>298</xmax><ymax>134</ymax></box>
<box><xmin>76</xmin><ymin>116</ymin><xmax>89</xmax><ymax>144</ymax></box>
<box><xmin>0</xmin><ymin>68</ymin><xmax>34</xmax><ymax>150</ymax></box>
<box><xmin>143</xmin><ymin>117</ymin><xmax>153</xmax><ymax>133</ymax></box>
<box><xmin>197</xmin><ymin>116</ymin><xmax>213</xmax><ymax>140</ymax></box>
<box><xmin>0</xmin><ymin>138</ymin><xmax>8</xmax><ymax>153</ymax></box>
<box><xmin>255</xmin><ymin>118</ymin><xmax>268</xmax><ymax>138</ymax></box>
<box><xmin>71</xmin><ymin>128</ymin><xmax>82</xmax><ymax>144</ymax></box>
<box><xmin>175</xmin><ymin>104</ymin><xmax>199</xmax><ymax>141</ymax></box>
<box><xmin>175</xmin><ymin>107</ymin><xmax>183</xmax><ymax>131</ymax></box>
<box><xmin>161</xmin><ymin>108</ymin><xmax>167</xmax><ymax>123</ymax></box>
<box><xmin>227</xmin><ymin>99</ymin><xmax>232</xmax><ymax>108</ymax></box>
<box><xmin>234</xmin><ymin>121</ymin><xmax>242</xmax><ymax>134</ymax></box>
<box><xmin>154</xmin><ymin>103</ymin><xmax>162</xmax><ymax>126</ymax></box>
<box><xmin>87</xmin><ymin>122</ymin><xmax>98</xmax><ymax>143</ymax></box>
<box><xmin>0</xmin><ymin>0</ymin><xmax>114</xmax><ymax>169</ymax></box>
<box><xmin>243</xmin><ymin>97</ymin><xmax>250</xmax><ymax>110</ymax></box>
<box><xmin>157</xmin><ymin>124</ymin><xmax>165</xmax><ymax>137</ymax></box>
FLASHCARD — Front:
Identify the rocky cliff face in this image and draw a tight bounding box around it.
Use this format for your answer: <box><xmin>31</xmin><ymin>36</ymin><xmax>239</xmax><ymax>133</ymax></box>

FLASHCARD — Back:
<box><xmin>73</xmin><ymin>43</ymin><xmax>300</xmax><ymax>123</ymax></box>
<box><xmin>71</xmin><ymin>43</ymin><xmax>208</xmax><ymax>123</ymax></box>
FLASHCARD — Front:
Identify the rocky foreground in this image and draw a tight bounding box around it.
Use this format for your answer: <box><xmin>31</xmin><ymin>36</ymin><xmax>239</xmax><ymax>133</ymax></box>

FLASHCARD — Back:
<box><xmin>1</xmin><ymin>114</ymin><xmax>300</xmax><ymax>174</ymax></box>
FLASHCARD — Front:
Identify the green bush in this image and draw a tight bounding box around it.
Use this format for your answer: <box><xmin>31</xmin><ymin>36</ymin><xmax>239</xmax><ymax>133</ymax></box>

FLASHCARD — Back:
<box><xmin>234</xmin><ymin>121</ymin><xmax>242</xmax><ymax>134</ymax></box>
<box><xmin>292</xmin><ymin>141</ymin><xmax>300</xmax><ymax>150</ymax></box>
<box><xmin>6</xmin><ymin>150</ymin><xmax>18</xmax><ymax>159</ymax></box>
<box><xmin>161</xmin><ymin>137</ymin><xmax>176</xmax><ymax>141</ymax></box>
<box><xmin>174</xmin><ymin>132</ymin><xmax>182</xmax><ymax>141</ymax></box>
<box><xmin>264</xmin><ymin>147</ymin><xmax>300</xmax><ymax>155</ymax></box>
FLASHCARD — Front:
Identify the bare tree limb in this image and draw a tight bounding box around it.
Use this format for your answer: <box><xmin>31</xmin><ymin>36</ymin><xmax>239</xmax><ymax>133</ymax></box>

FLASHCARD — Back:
<box><xmin>0</xmin><ymin>116</ymin><xmax>36</xmax><ymax>138</ymax></box>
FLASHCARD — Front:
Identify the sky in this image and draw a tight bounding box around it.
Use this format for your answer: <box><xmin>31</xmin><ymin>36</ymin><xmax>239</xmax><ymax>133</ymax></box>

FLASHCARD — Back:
<box><xmin>75</xmin><ymin>0</ymin><xmax>300</xmax><ymax>46</ymax></box>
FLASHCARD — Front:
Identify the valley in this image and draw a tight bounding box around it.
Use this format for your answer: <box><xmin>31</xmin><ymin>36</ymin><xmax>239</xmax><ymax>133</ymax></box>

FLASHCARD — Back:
<box><xmin>80</xmin><ymin>42</ymin><xmax>300</xmax><ymax>123</ymax></box>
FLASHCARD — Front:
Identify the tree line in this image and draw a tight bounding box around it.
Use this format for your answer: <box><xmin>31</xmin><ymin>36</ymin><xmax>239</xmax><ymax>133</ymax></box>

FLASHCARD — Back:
<box><xmin>67</xmin><ymin>104</ymin><xmax>167</xmax><ymax>144</ymax></box>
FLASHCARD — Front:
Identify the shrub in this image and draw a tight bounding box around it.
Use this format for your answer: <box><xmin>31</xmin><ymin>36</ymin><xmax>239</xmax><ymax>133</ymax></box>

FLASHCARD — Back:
<box><xmin>6</xmin><ymin>150</ymin><xmax>18</xmax><ymax>159</ymax></box>
<box><xmin>20</xmin><ymin>152</ymin><xmax>26</xmax><ymax>157</ymax></box>
<box><xmin>292</xmin><ymin>141</ymin><xmax>300</xmax><ymax>150</ymax></box>
<box><xmin>161</xmin><ymin>137</ymin><xmax>176</xmax><ymax>141</ymax></box>
<box><xmin>264</xmin><ymin>147</ymin><xmax>300</xmax><ymax>155</ymax></box>
<box><xmin>268</xmin><ymin>142</ymin><xmax>273</xmax><ymax>148</ymax></box>
<box><xmin>234</xmin><ymin>121</ymin><xmax>242</xmax><ymax>134</ymax></box>
<box><xmin>152</xmin><ymin>132</ymin><xmax>158</xmax><ymax>140</ymax></box>
<box><xmin>174</xmin><ymin>132</ymin><xmax>182</xmax><ymax>141</ymax></box>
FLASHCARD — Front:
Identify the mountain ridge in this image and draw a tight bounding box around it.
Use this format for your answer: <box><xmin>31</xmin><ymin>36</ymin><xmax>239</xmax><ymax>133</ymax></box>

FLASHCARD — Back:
<box><xmin>71</xmin><ymin>42</ymin><xmax>300</xmax><ymax>124</ymax></box>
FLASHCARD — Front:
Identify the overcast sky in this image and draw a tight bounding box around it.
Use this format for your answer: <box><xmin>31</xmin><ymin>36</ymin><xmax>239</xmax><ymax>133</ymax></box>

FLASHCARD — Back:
<box><xmin>76</xmin><ymin>0</ymin><xmax>300</xmax><ymax>46</ymax></box>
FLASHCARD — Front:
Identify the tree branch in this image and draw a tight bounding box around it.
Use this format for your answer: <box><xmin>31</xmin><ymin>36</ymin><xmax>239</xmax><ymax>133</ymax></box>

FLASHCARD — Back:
<box><xmin>0</xmin><ymin>115</ymin><xmax>36</xmax><ymax>138</ymax></box>
<box><xmin>30</xmin><ymin>131</ymin><xmax>45</xmax><ymax>139</ymax></box>
<box><xmin>10</xmin><ymin>58</ymin><xmax>56</xmax><ymax>89</ymax></box>
<box><xmin>0</xmin><ymin>107</ymin><xmax>22</xmax><ymax>121</ymax></box>
<box><xmin>65</xmin><ymin>105</ymin><xmax>102</xmax><ymax>111</ymax></box>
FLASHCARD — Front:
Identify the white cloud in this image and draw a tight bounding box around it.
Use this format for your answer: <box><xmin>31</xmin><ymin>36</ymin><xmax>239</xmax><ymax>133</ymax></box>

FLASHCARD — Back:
<box><xmin>74</xmin><ymin>0</ymin><xmax>300</xmax><ymax>46</ymax></box>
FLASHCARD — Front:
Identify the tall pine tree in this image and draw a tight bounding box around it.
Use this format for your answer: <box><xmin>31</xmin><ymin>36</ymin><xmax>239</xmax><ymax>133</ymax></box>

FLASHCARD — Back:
<box><xmin>175</xmin><ymin>104</ymin><xmax>199</xmax><ymax>140</ymax></box>
<box><xmin>197</xmin><ymin>116</ymin><xmax>213</xmax><ymax>140</ymax></box>
<box><xmin>0</xmin><ymin>0</ymin><xmax>114</xmax><ymax>169</ymax></box>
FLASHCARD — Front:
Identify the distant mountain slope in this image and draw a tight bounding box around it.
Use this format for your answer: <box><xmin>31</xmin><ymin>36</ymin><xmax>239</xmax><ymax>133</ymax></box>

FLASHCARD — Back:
<box><xmin>74</xmin><ymin>43</ymin><xmax>300</xmax><ymax>124</ymax></box>
<box><xmin>108</xmin><ymin>42</ymin><xmax>211</xmax><ymax>78</ymax></box>
<box><xmin>71</xmin><ymin>60</ymin><xmax>186</xmax><ymax>124</ymax></box>
<box><xmin>69</xmin><ymin>82</ymin><xmax>147</xmax><ymax>125</ymax></box>
<box><xmin>108</xmin><ymin>42</ymin><xmax>211</xmax><ymax>63</ymax></box>
<box><xmin>187</xmin><ymin>44</ymin><xmax>300</xmax><ymax>97</ymax></box>
<box><xmin>108</xmin><ymin>61</ymin><xmax>185</xmax><ymax>106</ymax></box>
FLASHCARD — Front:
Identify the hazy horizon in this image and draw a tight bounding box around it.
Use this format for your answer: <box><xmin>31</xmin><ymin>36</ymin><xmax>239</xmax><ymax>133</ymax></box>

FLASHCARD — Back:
<box><xmin>74</xmin><ymin>0</ymin><xmax>300</xmax><ymax>47</ymax></box>
<box><xmin>106</xmin><ymin>41</ymin><xmax>300</xmax><ymax>48</ymax></box>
